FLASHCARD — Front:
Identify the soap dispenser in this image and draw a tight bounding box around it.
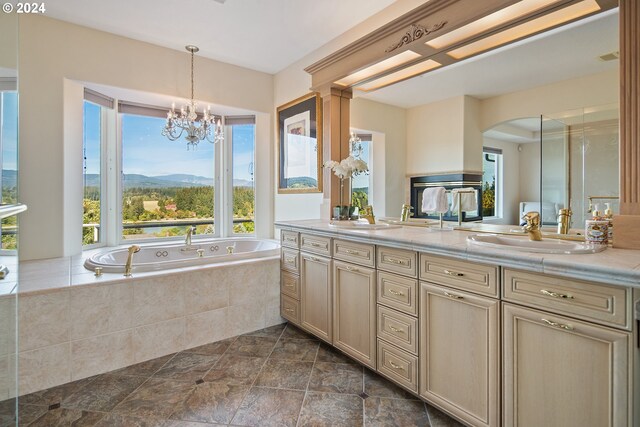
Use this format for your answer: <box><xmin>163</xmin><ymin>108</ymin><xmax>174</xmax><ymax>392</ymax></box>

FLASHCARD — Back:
<box><xmin>604</xmin><ymin>203</ymin><xmax>614</xmax><ymax>242</ymax></box>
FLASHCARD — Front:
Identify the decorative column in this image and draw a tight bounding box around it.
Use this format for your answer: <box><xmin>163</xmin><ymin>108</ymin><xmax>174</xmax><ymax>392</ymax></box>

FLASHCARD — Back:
<box><xmin>615</xmin><ymin>0</ymin><xmax>640</xmax><ymax>249</ymax></box>
<box><xmin>320</xmin><ymin>86</ymin><xmax>352</xmax><ymax>217</ymax></box>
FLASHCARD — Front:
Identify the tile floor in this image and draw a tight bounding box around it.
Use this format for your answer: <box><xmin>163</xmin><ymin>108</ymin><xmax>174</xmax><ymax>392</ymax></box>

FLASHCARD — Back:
<box><xmin>0</xmin><ymin>323</ymin><xmax>464</xmax><ymax>426</ymax></box>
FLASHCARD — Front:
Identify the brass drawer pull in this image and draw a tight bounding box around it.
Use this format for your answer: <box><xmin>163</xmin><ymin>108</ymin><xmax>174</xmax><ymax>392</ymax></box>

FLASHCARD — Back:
<box><xmin>284</xmin><ymin>283</ymin><xmax>295</xmax><ymax>288</ymax></box>
<box><xmin>345</xmin><ymin>249</ymin><xmax>361</xmax><ymax>255</ymax></box>
<box><xmin>285</xmin><ymin>237</ymin><xmax>296</xmax><ymax>242</ymax></box>
<box><xmin>444</xmin><ymin>291</ymin><xmax>463</xmax><ymax>300</ymax></box>
<box><xmin>284</xmin><ymin>308</ymin><xmax>294</xmax><ymax>313</ymax></box>
<box><xmin>310</xmin><ymin>256</ymin><xmax>320</xmax><ymax>262</ymax></box>
<box><xmin>388</xmin><ymin>289</ymin><xmax>405</xmax><ymax>296</ymax></box>
<box><xmin>310</xmin><ymin>242</ymin><xmax>324</xmax><ymax>248</ymax></box>
<box><xmin>443</xmin><ymin>269</ymin><xmax>464</xmax><ymax>277</ymax></box>
<box><xmin>346</xmin><ymin>266</ymin><xmax>359</xmax><ymax>272</ymax></box>
<box><xmin>285</xmin><ymin>257</ymin><xmax>296</xmax><ymax>264</ymax></box>
<box><xmin>387</xmin><ymin>257</ymin><xmax>406</xmax><ymax>265</ymax></box>
<box><xmin>388</xmin><ymin>325</ymin><xmax>404</xmax><ymax>334</ymax></box>
<box><xmin>389</xmin><ymin>361</ymin><xmax>405</xmax><ymax>371</ymax></box>
<box><xmin>542</xmin><ymin>318</ymin><xmax>574</xmax><ymax>331</ymax></box>
<box><xmin>540</xmin><ymin>289</ymin><xmax>574</xmax><ymax>299</ymax></box>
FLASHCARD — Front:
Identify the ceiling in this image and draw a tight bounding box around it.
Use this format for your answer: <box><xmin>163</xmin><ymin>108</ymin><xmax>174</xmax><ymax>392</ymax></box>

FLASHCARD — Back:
<box><xmin>358</xmin><ymin>9</ymin><xmax>619</xmax><ymax>108</ymax></box>
<box><xmin>44</xmin><ymin>0</ymin><xmax>396</xmax><ymax>74</ymax></box>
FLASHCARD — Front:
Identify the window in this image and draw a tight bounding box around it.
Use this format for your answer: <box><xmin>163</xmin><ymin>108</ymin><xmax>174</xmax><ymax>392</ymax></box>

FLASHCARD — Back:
<box><xmin>229</xmin><ymin>119</ymin><xmax>256</xmax><ymax>234</ymax></box>
<box><xmin>482</xmin><ymin>147</ymin><xmax>502</xmax><ymax>218</ymax></box>
<box><xmin>350</xmin><ymin>133</ymin><xmax>371</xmax><ymax>210</ymax></box>
<box><xmin>81</xmin><ymin>88</ymin><xmax>258</xmax><ymax>246</ymax></box>
<box><xmin>120</xmin><ymin>112</ymin><xmax>216</xmax><ymax>241</ymax></box>
<box><xmin>82</xmin><ymin>89</ymin><xmax>113</xmax><ymax>247</ymax></box>
<box><xmin>0</xmin><ymin>90</ymin><xmax>18</xmax><ymax>250</ymax></box>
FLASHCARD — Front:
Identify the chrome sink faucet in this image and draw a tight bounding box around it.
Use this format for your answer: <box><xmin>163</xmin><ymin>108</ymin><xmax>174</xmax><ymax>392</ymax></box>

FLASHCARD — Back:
<box><xmin>185</xmin><ymin>226</ymin><xmax>196</xmax><ymax>246</ymax></box>
<box><xmin>522</xmin><ymin>211</ymin><xmax>542</xmax><ymax>241</ymax></box>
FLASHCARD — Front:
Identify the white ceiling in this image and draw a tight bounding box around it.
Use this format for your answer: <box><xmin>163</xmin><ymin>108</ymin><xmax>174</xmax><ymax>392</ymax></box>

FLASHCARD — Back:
<box><xmin>44</xmin><ymin>0</ymin><xmax>396</xmax><ymax>74</ymax></box>
<box><xmin>358</xmin><ymin>9</ymin><xmax>619</xmax><ymax>108</ymax></box>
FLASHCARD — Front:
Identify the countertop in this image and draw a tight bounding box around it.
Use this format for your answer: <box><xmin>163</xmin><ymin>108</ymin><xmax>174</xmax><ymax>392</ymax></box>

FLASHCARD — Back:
<box><xmin>275</xmin><ymin>219</ymin><xmax>640</xmax><ymax>288</ymax></box>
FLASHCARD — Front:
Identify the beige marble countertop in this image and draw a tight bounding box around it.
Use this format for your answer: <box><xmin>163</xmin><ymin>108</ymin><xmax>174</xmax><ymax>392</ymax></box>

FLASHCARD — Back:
<box><xmin>275</xmin><ymin>219</ymin><xmax>640</xmax><ymax>288</ymax></box>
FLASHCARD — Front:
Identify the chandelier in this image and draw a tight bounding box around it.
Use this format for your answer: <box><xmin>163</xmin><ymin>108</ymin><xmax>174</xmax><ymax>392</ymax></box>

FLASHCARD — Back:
<box><xmin>349</xmin><ymin>132</ymin><xmax>363</xmax><ymax>158</ymax></box>
<box><xmin>162</xmin><ymin>45</ymin><xmax>224</xmax><ymax>149</ymax></box>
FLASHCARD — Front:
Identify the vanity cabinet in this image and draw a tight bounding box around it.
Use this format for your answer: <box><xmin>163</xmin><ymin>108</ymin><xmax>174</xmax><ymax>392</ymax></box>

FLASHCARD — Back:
<box><xmin>503</xmin><ymin>303</ymin><xmax>631</xmax><ymax>427</ymax></box>
<box><xmin>419</xmin><ymin>282</ymin><xmax>500</xmax><ymax>427</ymax></box>
<box><xmin>300</xmin><ymin>253</ymin><xmax>332</xmax><ymax>342</ymax></box>
<box><xmin>333</xmin><ymin>259</ymin><xmax>377</xmax><ymax>368</ymax></box>
<box><xmin>278</xmin><ymin>226</ymin><xmax>636</xmax><ymax>427</ymax></box>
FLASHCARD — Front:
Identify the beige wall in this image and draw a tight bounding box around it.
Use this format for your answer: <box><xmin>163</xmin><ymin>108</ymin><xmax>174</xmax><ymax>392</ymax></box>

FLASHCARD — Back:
<box><xmin>0</xmin><ymin>14</ymin><xmax>17</xmax><ymax>72</ymax></box>
<box><xmin>351</xmin><ymin>98</ymin><xmax>406</xmax><ymax>217</ymax></box>
<box><xmin>406</xmin><ymin>95</ymin><xmax>482</xmax><ymax>176</ymax></box>
<box><xmin>18</xmin><ymin>15</ymin><xmax>273</xmax><ymax>260</ymax></box>
<box><xmin>273</xmin><ymin>0</ymin><xmax>423</xmax><ymax>222</ymax></box>
<box><xmin>480</xmin><ymin>69</ymin><xmax>618</xmax><ymax>131</ymax></box>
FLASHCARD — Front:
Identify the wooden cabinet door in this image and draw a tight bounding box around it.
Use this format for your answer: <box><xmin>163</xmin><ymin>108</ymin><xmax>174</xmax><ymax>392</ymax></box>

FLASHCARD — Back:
<box><xmin>333</xmin><ymin>260</ymin><xmax>376</xmax><ymax>368</ymax></box>
<box><xmin>420</xmin><ymin>283</ymin><xmax>500</xmax><ymax>427</ymax></box>
<box><xmin>503</xmin><ymin>303</ymin><xmax>631</xmax><ymax>427</ymax></box>
<box><xmin>300</xmin><ymin>253</ymin><xmax>332</xmax><ymax>342</ymax></box>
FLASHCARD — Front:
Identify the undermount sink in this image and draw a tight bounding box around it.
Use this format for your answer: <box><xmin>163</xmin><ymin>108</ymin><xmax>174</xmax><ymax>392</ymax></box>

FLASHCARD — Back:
<box><xmin>328</xmin><ymin>220</ymin><xmax>401</xmax><ymax>230</ymax></box>
<box><xmin>467</xmin><ymin>233</ymin><xmax>606</xmax><ymax>254</ymax></box>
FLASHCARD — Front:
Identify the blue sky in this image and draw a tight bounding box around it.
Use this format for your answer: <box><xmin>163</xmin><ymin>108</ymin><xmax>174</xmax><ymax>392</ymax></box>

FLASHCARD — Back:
<box><xmin>1</xmin><ymin>92</ymin><xmax>18</xmax><ymax>171</ymax></box>
<box><xmin>83</xmin><ymin>101</ymin><xmax>255</xmax><ymax>181</ymax></box>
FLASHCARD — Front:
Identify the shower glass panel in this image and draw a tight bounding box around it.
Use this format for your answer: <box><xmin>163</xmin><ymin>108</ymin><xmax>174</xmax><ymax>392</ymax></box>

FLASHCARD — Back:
<box><xmin>541</xmin><ymin>103</ymin><xmax>619</xmax><ymax>230</ymax></box>
<box><xmin>0</xmin><ymin>11</ymin><xmax>19</xmax><ymax>426</ymax></box>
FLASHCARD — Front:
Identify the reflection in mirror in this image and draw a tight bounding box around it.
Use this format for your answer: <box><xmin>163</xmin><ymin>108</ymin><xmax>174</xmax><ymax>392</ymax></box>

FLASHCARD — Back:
<box><xmin>483</xmin><ymin>118</ymin><xmax>541</xmax><ymax>226</ymax></box>
<box><xmin>0</xmin><ymin>10</ymin><xmax>18</xmax><ymax>420</ymax></box>
<box><xmin>542</xmin><ymin>103</ymin><xmax>619</xmax><ymax>229</ymax></box>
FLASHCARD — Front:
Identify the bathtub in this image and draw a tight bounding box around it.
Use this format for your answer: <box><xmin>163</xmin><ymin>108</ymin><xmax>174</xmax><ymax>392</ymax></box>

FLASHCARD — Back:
<box><xmin>84</xmin><ymin>238</ymin><xmax>280</xmax><ymax>273</ymax></box>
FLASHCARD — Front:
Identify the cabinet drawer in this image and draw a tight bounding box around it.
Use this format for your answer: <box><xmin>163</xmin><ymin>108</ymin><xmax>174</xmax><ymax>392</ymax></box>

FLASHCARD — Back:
<box><xmin>377</xmin><ymin>246</ymin><xmax>417</xmax><ymax>278</ymax></box>
<box><xmin>377</xmin><ymin>339</ymin><xmax>418</xmax><ymax>393</ymax></box>
<box><xmin>503</xmin><ymin>269</ymin><xmax>631</xmax><ymax>330</ymax></box>
<box><xmin>281</xmin><ymin>230</ymin><xmax>299</xmax><ymax>249</ymax></box>
<box><xmin>281</xmin><ymin>270</ymin><xmax>300</xmax><ymax>300</ymax></box>
<box><xmin>281</xmin><ymin>248</ymin><xmax>299</xmax><ymax>273</ymax></box>
<box><xmin>281</xmin><ymin>294</ymin><xmax>300</xmax><ymax>324</ymax></box>
<box><xmin>420</xmin><ymin>254</ymin><xmax>498</xmax><ymax>298</ymax></box>
<box><xmin>333</xmin><ymin>239</ymin><xmax>375</xmax><ymax>267</ymax></box>
<box><xmin>300</xmin><ymin>234</ymin><xmax>332</xmax><ymax>256</ymax></box>
<box><xmin>377</xmin><ymin>271</ymin><xmax>418</xmax><ymax>316</ymax></box>
<box><xmin>377</xmin><ymin>305</ymin><xmax>418</xmax><ymax>355</ymax></box>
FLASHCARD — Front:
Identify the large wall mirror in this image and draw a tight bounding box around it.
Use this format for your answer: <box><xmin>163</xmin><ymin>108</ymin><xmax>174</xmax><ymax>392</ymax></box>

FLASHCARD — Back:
<box><xmin>355</xmin><ymin>8</ymin><xmax>618</xmax><ymax>228</ymax></box>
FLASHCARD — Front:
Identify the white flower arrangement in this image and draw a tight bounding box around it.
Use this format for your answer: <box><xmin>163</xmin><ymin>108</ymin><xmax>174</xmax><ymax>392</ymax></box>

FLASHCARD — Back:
<box><xmin>324</xmin><ymin>155</ymin><xmax>368</xmax><ymax>179</ymax></box>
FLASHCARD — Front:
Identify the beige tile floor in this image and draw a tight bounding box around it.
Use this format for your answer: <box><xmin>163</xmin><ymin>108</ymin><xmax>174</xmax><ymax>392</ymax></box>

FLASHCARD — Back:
<box><xmin>0</xmin><ymin>323</ymin><xmax>464</xmax><ymax>426</ymax></box>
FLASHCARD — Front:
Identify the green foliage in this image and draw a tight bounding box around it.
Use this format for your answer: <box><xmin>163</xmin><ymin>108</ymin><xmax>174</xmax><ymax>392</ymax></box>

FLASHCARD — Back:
<box><xmin>482</xmin><ymin>180</ymin><xmax>496</xmax><ymax>217</ymax></box>
<box><xmin>83</xmin><ymin>185</ymin><xmax>256</xmax><ymax>243</ymax></box>
<box><xmin>351</xmin><ymin>189</ymin><xmax>368</xmax><ymax>210</ymax></box>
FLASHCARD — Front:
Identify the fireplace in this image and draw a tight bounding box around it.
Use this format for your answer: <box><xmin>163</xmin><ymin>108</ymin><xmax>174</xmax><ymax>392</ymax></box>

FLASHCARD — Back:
<box><xmin>410</xmin><ymin>173</ymin><xmax>483</xmax><ymax>222</ymax></box>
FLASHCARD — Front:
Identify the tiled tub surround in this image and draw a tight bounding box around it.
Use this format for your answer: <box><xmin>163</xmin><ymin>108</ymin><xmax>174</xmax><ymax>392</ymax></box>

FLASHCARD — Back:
<box><xmin>1</xmin><ymin>254</ymin><xmax>282</xmax><ymax>398</ymax></box>
<box><xmin>0</xmin><ymin>323</ymin><xmax>463</xmax><ymax>427</ymax></box>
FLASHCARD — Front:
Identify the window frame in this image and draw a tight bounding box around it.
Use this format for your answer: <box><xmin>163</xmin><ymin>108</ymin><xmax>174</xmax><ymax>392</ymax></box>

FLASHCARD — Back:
<box><xmin>82</xmin><ymin>100</ymin><xmax>110</xmax><ymax>250</ymax></box>
<box><xmin>482</xmin><ymin>147</ymin><xmax>503</xmax><ymax>220</ymax></box>
<box><xmin>227</xmin><ymin>120</ymin><xmax>257</xmax><ymax>236</ymax></box>
<box><xmin>0</xmin><ymin>85</ymin><xmax>18</xmax><ymax>254</ymax></box>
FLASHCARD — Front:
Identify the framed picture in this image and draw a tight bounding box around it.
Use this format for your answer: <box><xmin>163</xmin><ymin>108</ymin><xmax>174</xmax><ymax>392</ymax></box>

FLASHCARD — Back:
<box><xmin>277</xmin><ymin>92</ymin><xmax>323</xmax><ymax>193</ymax></box>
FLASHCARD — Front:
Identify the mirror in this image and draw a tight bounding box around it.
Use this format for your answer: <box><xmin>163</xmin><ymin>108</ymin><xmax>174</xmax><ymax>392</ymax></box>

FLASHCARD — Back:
<box><xmin>542</xmin><ymin>103</ymin><xmax>619</xmax><ymax>229</ymax></box>
<box><xmin>0</xmin><ymin>10</ymin><xmax>19</xmax><ymax>418</ymax></box>
<box><xmin>355</xmin><ymin>9</ymin><xmax>619</xmax><ymax>228</ymax></box>
<box><xmin>277</xmin><ymin>93</ymin><xmax>323</xmax><ymax>194</ymax></box>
